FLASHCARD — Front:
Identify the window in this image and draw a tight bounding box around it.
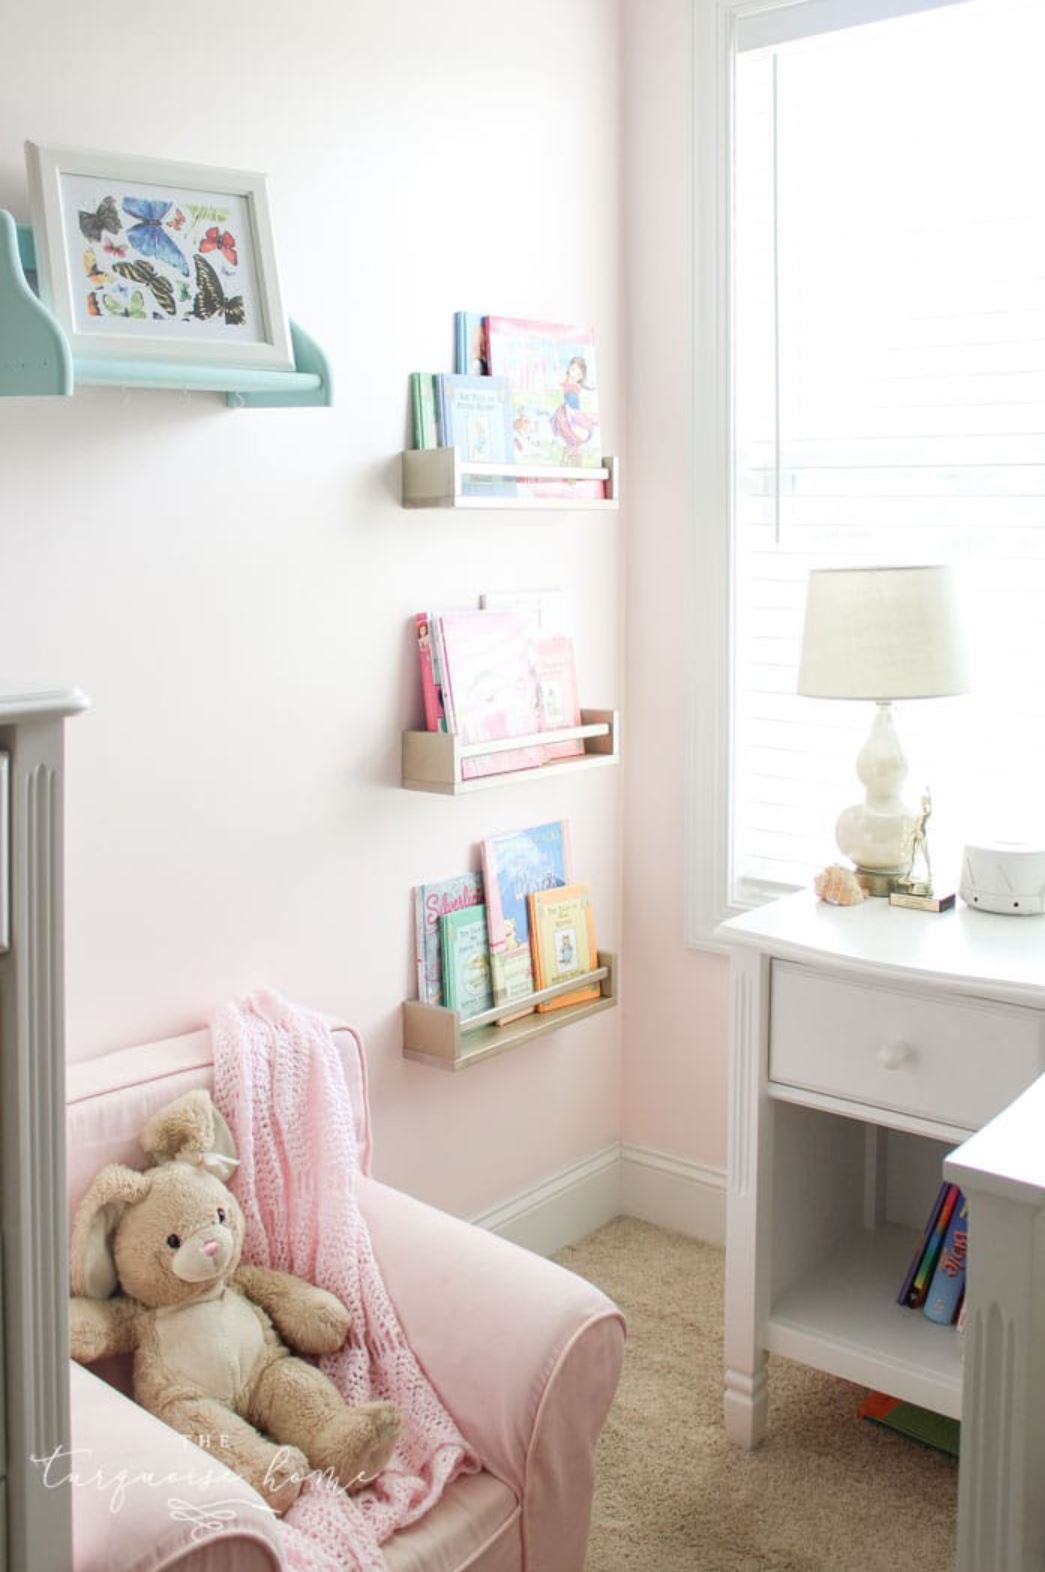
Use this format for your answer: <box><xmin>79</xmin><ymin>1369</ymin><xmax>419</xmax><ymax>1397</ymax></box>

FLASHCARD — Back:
<box><xmin>698</xmin><ymin>0</ymin><xmax>1045</xmax><ymax>928</ymax></box>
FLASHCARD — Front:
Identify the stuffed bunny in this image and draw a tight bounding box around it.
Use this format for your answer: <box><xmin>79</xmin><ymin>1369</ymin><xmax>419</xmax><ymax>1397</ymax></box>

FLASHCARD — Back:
<box><xmin>68</xmin><ymin>1088</ymin><xmax>401</xmax><ymax>1515</ymax></box>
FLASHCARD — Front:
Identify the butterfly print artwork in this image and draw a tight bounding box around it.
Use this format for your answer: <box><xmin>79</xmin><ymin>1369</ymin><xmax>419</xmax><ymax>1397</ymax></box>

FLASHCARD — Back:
<box><xmin>113</xmin><ymin>259</ymin><xmax>177</xmax><ymax>316</ymax></box>
<box><xmin>191</xmin><ymin>254</ymin><xmax>245</xmax><ymax>326</ymax></box>
<box><xmin>122</xmin><ymin>197</ymin><xmax>190</xmax><ymax>276</ymax></box>
<box><xmin>199</xmin><ymin>226</ymin><xmax>238</xmax><ymax>267</ymax></box>
<box><xmin>79</xmin><ymin>196</ymin><xmax>120</xmax><ymax>242</ymax></box>
<box><xmin>166</xmin><ymin>208</ymin><xmax>187</xmax><ymax>231</ymax></box>
<box><xmin>86</xmin><ymin>292</ymin><xmax>102</xmax><ymax>317</ymax></box>
<box><xmin>103</xmin><ymin>237</ymin><xmax>128</xmax><ymax>258</ymax></box>
<box><xmin>103</xmin><ymin>289</ymin><xmax>146</xmax><ymax>319</ymax></box>
<box><xmin>83</xmin><ymin>249</ymin><xmax>112</xmax><ymax>286</ymax></box>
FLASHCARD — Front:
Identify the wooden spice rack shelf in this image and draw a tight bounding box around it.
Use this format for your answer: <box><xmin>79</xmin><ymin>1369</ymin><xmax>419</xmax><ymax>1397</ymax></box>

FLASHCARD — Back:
<box><xmin>402</xmin><ymin>709</ymin><xmax>619</xmax><ymax>794</ymax></box>
<box><xmin>403</xmin><ymin>952</ymin><xmax>618</xmax><ymax>1071</ymax></box>
<box><xmin>401</xmin><ymin>448</ymin><xmax>620</xmax><ymax>509</ymax></box>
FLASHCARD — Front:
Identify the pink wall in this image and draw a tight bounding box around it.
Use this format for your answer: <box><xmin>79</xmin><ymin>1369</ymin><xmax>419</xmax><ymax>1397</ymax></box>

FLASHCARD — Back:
<box><xmin>621</xmin><ymin>0</ymin><xmax>730</xmax><ymax>1170</ymax></box>
<box><xmin>0</xmin><ymin>0</ymin><xmax>624</xmax><ymax>1218</ymax></box>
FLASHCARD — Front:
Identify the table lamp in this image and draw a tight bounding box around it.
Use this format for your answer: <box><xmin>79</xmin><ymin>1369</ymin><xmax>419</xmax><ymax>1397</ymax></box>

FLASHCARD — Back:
<box><xmin>797</xmin><ymin>565</ymin><xmax>969</xmax><ymax>895</ymax></box>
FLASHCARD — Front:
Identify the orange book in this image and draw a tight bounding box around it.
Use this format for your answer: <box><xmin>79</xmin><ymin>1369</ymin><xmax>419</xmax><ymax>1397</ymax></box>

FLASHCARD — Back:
<box><xmin>528</xmin><ymin>883</ymin><xmax>599</xmax><ymax>1012</ymax></box>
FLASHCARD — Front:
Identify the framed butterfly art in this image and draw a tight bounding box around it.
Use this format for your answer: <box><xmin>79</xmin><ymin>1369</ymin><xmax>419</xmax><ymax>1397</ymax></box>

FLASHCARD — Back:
<box><xmin>25</xmin><ymin>143</ymin><xmax>293</xmax><ymax>371</ymax></box>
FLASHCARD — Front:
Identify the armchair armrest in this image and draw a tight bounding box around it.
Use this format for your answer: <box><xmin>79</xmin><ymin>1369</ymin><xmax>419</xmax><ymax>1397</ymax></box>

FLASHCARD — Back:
<box><xmin>358</xmin><ymin>1176</ymin><xmax>625</xmax><ymax>1572</ymax></box>
<box><xmin>69</xmin><ymin>1363</ymin><xmax>283</xmax><ymax>1572</ymax></box>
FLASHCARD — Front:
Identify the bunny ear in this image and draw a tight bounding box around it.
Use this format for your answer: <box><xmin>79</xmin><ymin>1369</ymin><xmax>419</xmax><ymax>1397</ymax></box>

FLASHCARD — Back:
<box><xmin>139</xmin><ymin>1089</ymin><xmax>239</xmax><ymax>1182</ymax></box>
<box><xmin>71</xmin><ymin>1164</ymin><xmax>151</xmax><ymax>1299</ymax></box>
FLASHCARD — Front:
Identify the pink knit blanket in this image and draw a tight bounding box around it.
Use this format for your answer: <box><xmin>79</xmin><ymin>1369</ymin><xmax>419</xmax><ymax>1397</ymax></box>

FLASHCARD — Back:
<box><xmin>211</xmin><ymin>990</ymin><xmax>479</xmax><ymax>1572</ymax></box>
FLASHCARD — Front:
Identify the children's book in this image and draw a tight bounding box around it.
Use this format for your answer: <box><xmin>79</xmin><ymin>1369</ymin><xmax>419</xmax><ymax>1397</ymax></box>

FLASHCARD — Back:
<box><xmin>413</xmin><ymin>872</ymin><xmax>484</xmax><ymax>1005</ymax></box>
<box><xmin>440</xmin><ymin>903</ymin><xmax>493</xmax><ymax>1021</ymax></box>
<box><xmin>414</xmin><ymin>612</ymin><xmax>446</xmax><ymax>732</ymax></box>
<box><xmin>454</xmin><ymin>311</ymin><xmax>488</xmax><ymax>376</ymax></box>
<box><xmin>479</xmin><ymin>592</ymin><xmax>583</xmax><ymax>760</ymax></box>
<box><xmin>436</xmin><ymin>610</ymin><xmax>546</xmax><ymax>779</ymax></box>
<box><xmin>923</xmin><ymin>1191</ymin><xmax>968</xmax><ymax>1325</ymax></box>
<box><xmin>485</xmin><ymin>317</ymin><xmax>604</xmax><ymax>495</ymax></box>
<box><xmin>858</xmin><ymin>1392</ymin><xmax>960</xmax><ymax>1458</ymax></box>
<box><xmin>896</xmin><ymin>1180</ymin><xmax>952</xmax><ymax>1307</ymax></box>
<box><xmin>481</xmin><ymin>820</ymin><xmax>574</xmax><ymax>1016</ymax></box>
<box><xmin>409</xmin><ymin>372</ymin><xmax>440</xmax><ymax>449</ymax></box>
<box><xmin>903</xmin><ymin>1183</ymin><xmax>961</xmax><ymax>1309</ymax></box>
<box><xmin>436</xmin><ymin>373</ymin><xmax>517</xmax><ymax>499</ymax></box>
<box><xmin>528</xmin><ymin>882</ymin><xmax>599</xmax><ymax>1012</ymax></box>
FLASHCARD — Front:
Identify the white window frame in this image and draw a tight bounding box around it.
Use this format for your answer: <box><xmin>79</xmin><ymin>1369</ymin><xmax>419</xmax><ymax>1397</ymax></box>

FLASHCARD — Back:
<box><xmin>685</xmin><ymin>0</ymin><xmax>974</xmax><ymax>950</ymax></box>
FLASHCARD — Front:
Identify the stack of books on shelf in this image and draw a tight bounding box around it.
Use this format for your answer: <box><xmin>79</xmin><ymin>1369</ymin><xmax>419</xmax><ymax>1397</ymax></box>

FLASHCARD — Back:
<box><xmin>897</xmin><ymin>1182</ymin><xmax>969</xmax><ymax>1327</ymax></box>
<box><xmin>414</xmin><ymin>818</ymin><xmax>601</xmax><ymax>1024</ymax></box>
<box><xmin>410</xmin><ymin>312</ymin><xmax>606</xmax><ymax>499</ymax></box>
<box><xmin>414</xmin><ymin>590</ymin><xmax>584</xmax><ymax>781</ymax></box>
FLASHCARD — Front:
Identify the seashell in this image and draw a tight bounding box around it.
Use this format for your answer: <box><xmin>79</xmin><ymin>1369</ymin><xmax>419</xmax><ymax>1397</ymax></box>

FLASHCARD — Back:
<box><xmin>814</xmin><ymin>863</ymin><xmax>866</xmax><ymax>906</ymax></box>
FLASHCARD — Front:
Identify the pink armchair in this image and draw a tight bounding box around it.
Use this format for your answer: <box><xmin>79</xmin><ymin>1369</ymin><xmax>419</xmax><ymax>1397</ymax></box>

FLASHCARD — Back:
<box><xmin>66</xmin><ymin>1026</ymin><xmax>625</xmax><ymax>1572</ymax></box>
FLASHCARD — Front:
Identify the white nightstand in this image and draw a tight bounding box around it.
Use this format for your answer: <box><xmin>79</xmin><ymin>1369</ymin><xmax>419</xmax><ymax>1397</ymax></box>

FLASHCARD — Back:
<box><xmin>719</xmin><ymin>889</ymin><xmax>1045</xmax><ymax>1572</ymax></box>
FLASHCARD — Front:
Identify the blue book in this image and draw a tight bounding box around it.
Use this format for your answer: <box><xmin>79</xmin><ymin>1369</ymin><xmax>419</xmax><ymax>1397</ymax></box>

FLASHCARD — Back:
<box><xmin>897</xmin><ymin>1180</ymin><xmax>951</xmax><ymax>1307</ymax></box>
<box><xmin>481</xmin><ymin>820</ymin><xmax>573</xmax><ymax>1010</ymax></box>
<box><xmin>437</xmin><ymin>373</ymin><xmax>517</xmax><ymax>499</ymax></box>
<box><xmin>923</xmin><ymin>1191</ymin><xmax>969</xmax><ymax>1325</ymax></box>
<box><xmin>454</xmin><ymin>311</ymin><xmax>488</xmax><ymax>375</ymax></box>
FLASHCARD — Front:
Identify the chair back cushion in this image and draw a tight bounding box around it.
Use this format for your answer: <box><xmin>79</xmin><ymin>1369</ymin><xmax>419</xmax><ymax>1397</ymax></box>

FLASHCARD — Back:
<box><xmin>66</xmin><ymin>1022</ymin><xmax>372</xmax><ymax>1225</ymax></box>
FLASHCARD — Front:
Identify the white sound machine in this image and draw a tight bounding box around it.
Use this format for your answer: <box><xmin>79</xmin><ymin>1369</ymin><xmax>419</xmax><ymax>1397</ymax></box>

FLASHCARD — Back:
<box><xmin>959</xmin><ymin>841</ymin><xmax>1045</xmax><ymax>915</ymax></box>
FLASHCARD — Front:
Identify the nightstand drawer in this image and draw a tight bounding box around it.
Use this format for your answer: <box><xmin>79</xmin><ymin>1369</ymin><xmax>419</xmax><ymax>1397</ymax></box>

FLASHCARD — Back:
<box><xmin>769</xmin><ymin>961</ymin><xmax>1045</xmax><ymax>1130</ymax></box>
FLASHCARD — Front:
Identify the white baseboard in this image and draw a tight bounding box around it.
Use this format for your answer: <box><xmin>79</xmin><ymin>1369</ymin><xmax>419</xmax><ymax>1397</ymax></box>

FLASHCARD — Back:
<box><xmin>471</xmin><ymin>1143</ymin><xmax>622</xmax><ymax>1257</ymax></box>
<box><xmin>620</xmin><ymin>1142</ymin><xmax>726</xmax><ymax>1246</ymax></box>
<box><xmin>474</xmin><ymin>1142</ymin><xmax>726</xmax><ymax>1255</ymax></box>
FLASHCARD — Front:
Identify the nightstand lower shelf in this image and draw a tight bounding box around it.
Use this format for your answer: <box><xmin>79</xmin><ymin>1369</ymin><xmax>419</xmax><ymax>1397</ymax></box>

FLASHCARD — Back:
<box><xmin>767</xmin><ymin>1223</ymin><xmax>963</xmax><ymax>1419</ymax></box>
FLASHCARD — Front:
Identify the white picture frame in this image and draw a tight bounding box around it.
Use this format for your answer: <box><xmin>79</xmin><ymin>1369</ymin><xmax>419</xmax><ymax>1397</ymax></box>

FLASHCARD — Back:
<box><xmin>25</xmin><ymin>142</ymin><xmax>293</xmax><ymax>372</ymax></box>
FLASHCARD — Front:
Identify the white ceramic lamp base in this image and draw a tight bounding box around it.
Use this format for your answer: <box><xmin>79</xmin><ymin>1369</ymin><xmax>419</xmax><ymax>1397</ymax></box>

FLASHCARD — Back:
<box><xmin>835</xmin><ymin>701</ymin><xmax>917</xmax><ymax>894</ymax></box>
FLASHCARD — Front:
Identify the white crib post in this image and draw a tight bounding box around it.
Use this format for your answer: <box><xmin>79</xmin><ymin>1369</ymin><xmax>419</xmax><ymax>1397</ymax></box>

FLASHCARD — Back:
<box><xmin>0</xmin><ymin>690</ymin><xmax>87</xmax><ymax>1572</ymax></box>
<box><xmin>946</xmin><ymin>1084</ymin><xmax>1045</xmax><ymax>1572</ymax></box>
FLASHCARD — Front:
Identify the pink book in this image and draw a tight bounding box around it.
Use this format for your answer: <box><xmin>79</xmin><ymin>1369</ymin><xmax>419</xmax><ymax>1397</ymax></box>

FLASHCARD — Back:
<box><xmin>537</xmin><ymin>636</ymin><xmax>584</xmax><ymax>761</ymax></box>
<box><xmin>485</xmin><ymin>317</ymin><xmax>603</xmax><ymax>479</ymax></box>
<box><xmin>437</xmin><ymin>610</ymin><xmax>547</xmax><ymax>780</ymax></box>
<box><xmin>414</xmin><ymin>612</ymin><xmax>445</xmax><ymax>732</ymax></box>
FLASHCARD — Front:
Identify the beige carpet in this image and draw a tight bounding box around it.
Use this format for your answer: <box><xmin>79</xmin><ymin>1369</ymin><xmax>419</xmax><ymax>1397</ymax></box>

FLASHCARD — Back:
<box><xmin>555</xmin><ymin>1218</ymin><xmax>957</xmax><ymax>1572</ymax></box>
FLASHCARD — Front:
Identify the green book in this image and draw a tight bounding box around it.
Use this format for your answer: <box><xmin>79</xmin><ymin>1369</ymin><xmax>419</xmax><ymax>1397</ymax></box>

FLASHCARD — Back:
<box><xmin>410</xmin><ymin>372</ymin><xmax>440</xmax><ymax>449</ymax></box>
<box><xmin>440</xmin><ymin>903</ymin><xmax>493</xmax><ymax>1020</ymax></box>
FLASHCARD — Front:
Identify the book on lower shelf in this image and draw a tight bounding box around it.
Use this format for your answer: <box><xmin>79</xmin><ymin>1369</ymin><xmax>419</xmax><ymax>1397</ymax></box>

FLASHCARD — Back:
<box><xmin>413</xmin><ymin>871</ymin><xmax>484</xmax><ymax>1005</ymax></box>
<box><xmin>898</xmin><ymin>1182</ymin><xmax>961</xmax><ymax>1310</ymax></box>
<box><xmin>528</xmin><ymin>882</ymin><xmax>600</xmax><ymax>1012</ymax></box>
<box><xmin>440</xmin><ymin>903</ymin><xmax>493</xmax><ymax>1020</ymax></box>
<box><xmin>923</xmin><ymin>1191</ymin><xmax>968</xmax><ymax>1326</ymax></box>
<box><xmin>481</xmin><ymin>819</ymin><xmax>574</xmax><ymax>1020</ymax></box>
<box><xmin>858</xmin><ymin>1391</ymin><xmax>960</xmax><ymax>1457</ymax></box>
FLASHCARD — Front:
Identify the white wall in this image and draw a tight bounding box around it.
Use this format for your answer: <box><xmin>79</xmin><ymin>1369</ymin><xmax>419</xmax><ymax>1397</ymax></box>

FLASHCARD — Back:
<box><xmin>0</xmin><ymin>0</ymin><xmax>625</xmax><ymax>1219</ymax></box>
<box><xmin>622</xmin><ymin>0</ymin><xmax>731</xmax><ymax>1172</ymax></box>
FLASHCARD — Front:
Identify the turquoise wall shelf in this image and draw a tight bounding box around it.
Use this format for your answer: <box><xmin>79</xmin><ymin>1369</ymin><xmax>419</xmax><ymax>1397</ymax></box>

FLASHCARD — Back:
<box><xmin>0</xmin><ymin>210</ymin><xmax>332</xmax><ymax>408</ymax></box>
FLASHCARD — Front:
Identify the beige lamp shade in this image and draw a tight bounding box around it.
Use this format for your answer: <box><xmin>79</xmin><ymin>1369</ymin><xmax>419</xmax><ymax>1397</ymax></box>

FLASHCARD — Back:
<box><xmin>797</xmin><ymin>565</ymin><xmax>969</xmax><ymax>700</ymax></box>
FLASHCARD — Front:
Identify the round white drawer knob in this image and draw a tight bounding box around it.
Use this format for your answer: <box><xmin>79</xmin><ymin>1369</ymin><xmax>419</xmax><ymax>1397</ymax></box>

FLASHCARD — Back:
<box><xmin>878</xmin><ymin>1038</ymin><xmax>913</xmax><ymax>1070</ymax></box>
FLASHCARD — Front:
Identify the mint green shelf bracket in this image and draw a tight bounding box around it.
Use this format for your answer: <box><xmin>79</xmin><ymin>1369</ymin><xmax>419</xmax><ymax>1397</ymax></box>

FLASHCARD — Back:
<box><xmin>0</xmin><ymin>211</ymin><xmax>72</xmax><ymax>396</ymax></box>
<box><xmin>1</xmin><ymin>212</ymin><xmax>331</xmax><ymax>407</ymax></box>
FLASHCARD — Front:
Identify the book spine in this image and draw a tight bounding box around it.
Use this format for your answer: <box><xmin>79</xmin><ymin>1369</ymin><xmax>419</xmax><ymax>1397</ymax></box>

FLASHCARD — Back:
<box><xmin>923</xmin><ymin>1192</ymin><xmax>969</xmax><ymax>1325</ymax></box>
<box><xmin>415</xmin><ymin>613</ymin><xmax>444</xmax><ymax>733</ymax></box>
<box><xmin>431</xmin><ymin>617</ymin><xmax>456</xmax><ymax>733</ymax></box>
<box><xmin>897</xmin><ymin>1180</ymin><xmax>951</xmax><ymax>1306</ymax></box>
<box><xmin>905</xmin><ymin>1183</ymin><xmax>960</xmax><ymax>1308</ymax></box>
<box><xmin>413</xmin><ymin>887</ymin><xmax>428</xmax><ymax>1002</ymax></box>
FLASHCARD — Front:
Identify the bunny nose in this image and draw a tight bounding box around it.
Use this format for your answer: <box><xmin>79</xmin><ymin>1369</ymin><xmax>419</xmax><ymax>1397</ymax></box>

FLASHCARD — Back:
<box><xmin>202</xmin><ymin>1239</ymin><xmax>220</xmax><ymax>1257</ymax></box>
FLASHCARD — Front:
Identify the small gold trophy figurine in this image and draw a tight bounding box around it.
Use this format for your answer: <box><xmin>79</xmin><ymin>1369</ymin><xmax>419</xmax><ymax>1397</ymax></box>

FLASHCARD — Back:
<box><xmin>889</xmin><ymin>789</ymin><xmax>956</xmax><ymax>912</ymax></box>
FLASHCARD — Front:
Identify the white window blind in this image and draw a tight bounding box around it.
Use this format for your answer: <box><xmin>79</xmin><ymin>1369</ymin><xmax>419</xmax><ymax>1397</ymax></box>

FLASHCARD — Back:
<box><xmin>731</xmin><ymin>0</ymin><xmax>1045</xmax><ymax>902</ymax></box>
